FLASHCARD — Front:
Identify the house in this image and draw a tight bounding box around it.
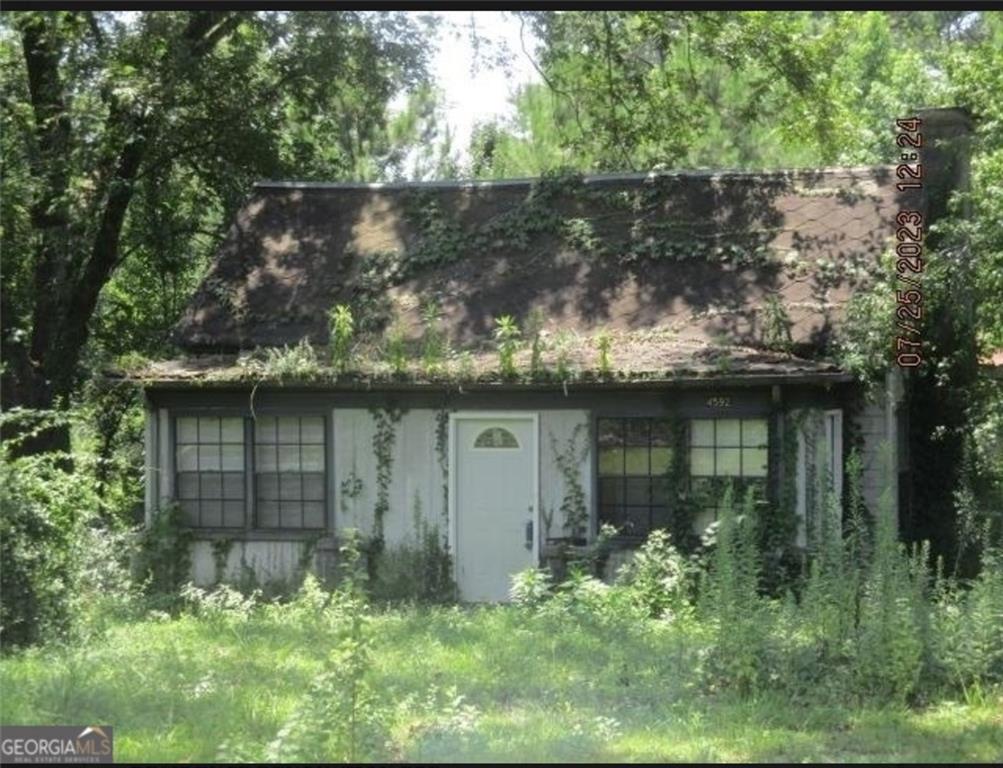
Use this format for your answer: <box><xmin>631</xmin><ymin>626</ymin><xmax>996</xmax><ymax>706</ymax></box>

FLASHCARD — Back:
<box><xmin>129</xmin><ymin>108</ymin><xmax>971</xmax><ymax>602</ymax></box>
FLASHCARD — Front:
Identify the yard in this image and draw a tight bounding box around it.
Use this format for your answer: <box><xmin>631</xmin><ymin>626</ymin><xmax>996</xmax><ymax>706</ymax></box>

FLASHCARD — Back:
<box><xmin>2</xmin><ymin>593</ymin><xmax>1001</xmax><ymax>763</ymax></box>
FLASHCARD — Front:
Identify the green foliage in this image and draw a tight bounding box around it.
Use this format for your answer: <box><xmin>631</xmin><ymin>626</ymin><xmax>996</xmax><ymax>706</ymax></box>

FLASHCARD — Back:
<box><xmin>595</xmin><ymin>331</ymin><xmax>613</xmax><ymax>377</ymax></box>
<box><xmin>419</xmin><ymin>300</ymin><xmax>447</xmax><ymax>376</ymax></box>
<box><xmin>493</xmin><ymin>315</ymin><xmax>522</xmax><ymax>378</ymax></box>
<box><xmin>243</xmin><ymin>339</ymin><xmax>326</xmax><ymax>382</ymax></box>
<box><xmin>370</xmin><ymin>497</ymin><xmax>456</xmax><ymax>604</ymax></box>
<box><xmin>760</xmin><ymin>295</ymin><xmax>794</xmax><ymax>353</ymax></box>
<box><xmin>613</xmin><ymin>529</ymin><xmax>692</xmax><ymax>619</ymax></box>
<box><xmin>699</xmin><ymin>486</ymin><xmax>766</xmax><ymax>695</ymax></box>
<box><xmin>328</xmin><ymin>304</ymin><xmax>355</xmax><ymax>373</ymax></box>
<box><xmin>509</xmin><ymin>567</ymin><xmax>554</xmax><ymax>608</ymax></box>
<box><xmin>0</xmin><ymin>449</ymin><xmax>96</xmax><ymax>649</ymax></box>
<box><xmin>133</xmin><ymin>504</ymin><xmax>194</xmax><ymax>607</ymax></box>
<box><xmin>385</xmin><ymin>316</ymin><xmax>409</xmax><ymax>376</ymax></box>
<box><xmin>525</xmin><ymin>307</ymin><xmax>547</xmax><ymax>378</ymax></box>
<box><xmin>369</xmin><ymin>406</ymin><xmax>403</xmax><ymax>549</ymax></box>
<box><xmin>548</xmin><ymin>425</ymin><xmax>589</xmax><ymax>540</ymax></box>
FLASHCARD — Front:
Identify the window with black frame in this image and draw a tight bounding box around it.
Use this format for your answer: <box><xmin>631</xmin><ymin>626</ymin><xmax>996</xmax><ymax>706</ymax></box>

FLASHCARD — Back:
<box><xmin>597</xmin><ymin>417</ymin><xmax>674</xmax><ymax>539</ymax></box>
<box><xmin>688</xmin><ymin>417</ymin><xmax>769</xmax><ymax>532</ymax></box>
<box><xmin>253</xmin><ymin>415</ymin><xmax>327</xmax><ymax>530</ymax></box>
<box><xmin>175</xmin><ymin>416</ymin><xmax>246</xmax><ymax>528</ymax></box>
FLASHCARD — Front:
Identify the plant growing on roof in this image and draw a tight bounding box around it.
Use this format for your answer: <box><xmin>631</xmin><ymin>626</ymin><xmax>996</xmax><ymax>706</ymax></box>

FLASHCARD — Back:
<box><xmin>385</xmin><ymin>316</ymin><xmax>408</xmax><ymax>377</ymax></box>
<box><xmin>494</xmin><ymin>315</ymin><xmax>522</xmax><ymax>378</ymax></box>
<box><xmin>420</xmin><ymin>300</ymin><xmax>447</xmax><ymax>376</ymax></box>
<box><xmin>525</xmin><ymin>307</ymin><xmax>547</xmax><ymax>378</ymax></box>
<box><xmin>596</xmin><ymin>330</ymin><xmax>613</xmax><ymax>377</ymax></box>
<box><xmin>329</xmin><ymin>304</ymin><xmax>355</xmax><ymax>373</ymax></box>
<box><xmin>760</xmin><ymin>295</ymin><xmax>794</xmax><ymax>353</ymax></box>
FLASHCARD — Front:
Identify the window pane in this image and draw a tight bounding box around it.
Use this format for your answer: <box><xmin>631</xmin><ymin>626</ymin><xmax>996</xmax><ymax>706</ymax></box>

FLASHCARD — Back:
<box><xmin>257</xmin><ymin>472</ymin><xmax>279</xmax><ymax>500</ymax></box>
<box><xmin>200</xmin><ymin>472</ymin><xmax>222</xmax><ymax>499</ymax></box>
<box><xmin>650</xmin><ymin>446</ymin><xmax>672</xmax><ymax>475</ymax></box>
<box><xmin>223</xmin><ymin>501</ymin><xmax>244</xmax><ymax>528</ymax></box>
<box><xmin>716</xmin><ymin>419</ymin><xmax>741</xmax><ymax>446</ymax></box>
<box><xmin>716</xmin><ymin>447</ymin><xmax>742</xmax><ymax>476</ymax></box>
<box><xmin>256</xmin><ymin>445</ymin><xmax>276</xmax><ymax>471</ymax></box>
<box><xmin>278</xmin><ymin>445</ymin><xmax>300</xmax><ymax>472</ymax></box>
<box><xmin>180</xmin><ymin>500</ymin><xmax>199</xmax><ymax>526</ymax></box>
<box><xmin>177</xmin><ymin>445</ymin><xmax>198</xmax><ymax>472</ymax></box>
<box><xmin>221</xmin><ymin>444</ymin><xmax>244</xmax><ymax>471</ymax></box>
<box><xmin>626</xmin><ymin>419</ymin><xmax>649</xmax><ymax>447</ymax></box>
<box><xmin>650</xmin><ymin>419</ymin><xmax>672</xmax><ymax>446</ymax></box>
<box><xmin>302</xmin><ymin>473</ymin><xmax>325</xmax><ymax>501</ymax></box>
<box><xmin>177</xmin><ymin>473</ymin><xmax>199</xmax><ymax>499</ymax></box>
<box><xmin>221</xmin><ymin>417</ymin><xmax>243</xmax><ymax>443</ymax></box>
<box><xmin>742</xmin><ymin>447</ymin><xmax>769</xmax><ymax>477</ymax></box>
<box><xmin>177</xmin><ymin>417</ymin><xmax>199</xmax><ymax>443</ymax></box>
<box><xmin>625</xmin><ymin>477</ymin><xmax>651</xmax><ymax>506</ymax></box>
<box><xmin>651</xmin><ymin>504</ymin><xmax>671</xmax><ymax>531</ymax></box>
<box><xmin>256</xmin><ymin>416</ymin><xmax>277</xmax><ymax>444</ymax></box>
<box><xmin>624</xmin><ymin>446</ymin><xmax>649</xmax><ymax>475</ymax></box>
<box><xmin>257</xmin><ymin>501</ymin><xmax>279</xmax><ymax>528</ymax></box>
<box><xmin>690</xmin><ymin>419</ymin><xmax>714</xmax><ymax>446</ymax></box>
<box><xmin>598</xmin><ymin>447</ymin><xmax>624</xmax><ymax>475</ymax></box>
<box><xmin>303</xmin><ymin>502</ymin><xmax>325</xmax><ymax>529</ymax></box>
<box><xmin>281</xmin><ymin>502</ymin><xmax>304</xmax><ymax>528</ymax></box>
<box><xmin>690</xmin><ymin>447</ymin><xmax>715</xmax><ymax>476</ymax></box>
<box><xmin>651</xmin><ymin>477</ymin><xmax>671</xmax><ymax>507</ymax></box>
<box><xmin>624</xmin><ymin>507</ymin><xmax>650</xmax><ymax>537</ymax></box>
<box><xmin>301</xmin><ymin>417</ymin><xmax>324</xmax><ymax>444</ymax></box>
<box><xmin>597</xmin><ymin>418</ymin><xmax>623</xmax><ymax>447</ymax></box>
<box><xmin>280</xmin><ymin>474</ymin><xmax>302</xmax><ymax>500</ymax></box>
<box><xmin>742</xmin><ymin>419</ymin><xmax>768</xmax><ymax>447</ymax></box>
<box><xmin>301</xmin><ymin>445</ymin><xmax>324</xmax><ymax>472</ymax></box>
<box><xmin>222</xmin><ymin>472</ymin><xmax>245</xmax><ymax>499</ymax></box>
<box><xmin>599</xmin><ymin>477</ymin><xmax>624</xmax><ymax>506</ymax></box>
<box><xmin>199</xmin><ymin>444</ymin><xmax>221</xmax><ymax>471</ymax></box>
<box><xmin>200</xmin><ymin>501</ymin><xmax>222</xmax><ymax>528</ymax></box>
<box><xmin>278</xmin><ymin>417</ymin><xmax>300</xmax><ymax>444</ymax></box>
<box><xmin>198</xmin><ymin>416</ymin><xmax>220</xmax><ymax>443</ymax></box>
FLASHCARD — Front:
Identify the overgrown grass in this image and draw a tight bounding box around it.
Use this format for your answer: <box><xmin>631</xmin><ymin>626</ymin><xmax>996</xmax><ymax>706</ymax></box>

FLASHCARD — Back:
<box><xmin>1</xmin><ymin>590</ymin><xmax>1001</xmax><ymax>763</ymax></box>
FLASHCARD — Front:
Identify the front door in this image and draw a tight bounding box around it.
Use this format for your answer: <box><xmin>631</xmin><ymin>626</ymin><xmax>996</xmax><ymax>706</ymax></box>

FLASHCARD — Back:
<box><xmin>452</xmin><ymin>414</ymin><xmax>538</xmax><ymax>602</ymax></box>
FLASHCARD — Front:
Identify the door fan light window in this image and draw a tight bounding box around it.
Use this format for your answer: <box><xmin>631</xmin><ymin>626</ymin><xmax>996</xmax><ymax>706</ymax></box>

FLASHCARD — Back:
<box><xmin>473</xmin><ymin>426</ymin><xmax>520</xmax><ymax>449</ymax></box>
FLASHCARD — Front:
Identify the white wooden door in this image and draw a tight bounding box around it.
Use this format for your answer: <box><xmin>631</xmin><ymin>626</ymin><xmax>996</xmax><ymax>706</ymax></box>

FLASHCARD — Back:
<box><xmin>451</xmin><ymin>414</ymin><xmax>538</xmax><ymax>602</ymax></box>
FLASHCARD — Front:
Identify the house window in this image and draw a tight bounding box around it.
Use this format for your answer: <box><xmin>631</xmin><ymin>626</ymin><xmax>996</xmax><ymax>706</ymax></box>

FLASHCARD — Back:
<box><xmin>175</xmin><ymin>416</ymin><xmax>246</xmax><ymax>528</ymax></box>
<box><xmin>689</xmin><ymin>417</ymin><xmax>769</xmax><ymax>530</ymax></box>
<box><xmin>254</xmin><ymin>415</ymin><xmax>327</xmax><ymax>529</ymax></box>
<box><xmin>597</xmin><ymin>417</ymin><xmax>674</xmax><ymax>539</ymax></box>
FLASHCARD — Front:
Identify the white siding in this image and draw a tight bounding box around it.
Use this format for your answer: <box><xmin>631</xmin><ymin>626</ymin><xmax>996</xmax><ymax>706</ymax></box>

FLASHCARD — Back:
<box><xmin>539</xmin><ymin>410</ymin><xmax>592</xmax><ymax>539</ymax></box>
<box><xmin>190</xmin><ymin>540</ymin><xmax>312</xmax><ymax>586</ymax></box>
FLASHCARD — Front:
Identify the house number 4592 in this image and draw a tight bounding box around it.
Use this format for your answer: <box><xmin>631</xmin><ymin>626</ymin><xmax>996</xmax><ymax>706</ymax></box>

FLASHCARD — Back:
<box><xmin>706</xmin><ymin>396</ymin><xmax>731</xmax><ymax>408</ymax></box>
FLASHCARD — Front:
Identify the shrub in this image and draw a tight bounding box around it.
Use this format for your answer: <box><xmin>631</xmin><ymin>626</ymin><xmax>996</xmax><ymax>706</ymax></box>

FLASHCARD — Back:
<box><xmin>510</xmin><ymin>567</ymin><xmax>553</xmax><ymax>608</ymax></box>
<box><xmin>370</xmin><ymin>502</ymin><xmax>456</xmax><ymax>604</ymax></box>
<box><xmin>329</xmin><ymin>304</ymin><xmax>355</xmax><ymax>372</ymax></box>
<box><xmin>614</xmin><ymin>529</ymin><xmax>693</xmax><ymax>620</ymax></box>
<box><xmin>493</xmin><ymin>315</ymin><xmax>521</xmax><ymax>378</ymax></box>
<box><xmin>132</xmin><ymin>503</ymin><xmax>194</xmax><ymax>609</ymax></box>
<box><xmin>0</xmin><ymin>449</ymin><xmax>97</xmax><ymax>649</ymax></box>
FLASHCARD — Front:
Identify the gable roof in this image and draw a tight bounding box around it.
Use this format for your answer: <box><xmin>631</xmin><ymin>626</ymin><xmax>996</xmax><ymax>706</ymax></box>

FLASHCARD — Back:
<box><xmin>154</xmin><ymin>166</ymin><xmax>912</xmax><ymax>385</ymax></box>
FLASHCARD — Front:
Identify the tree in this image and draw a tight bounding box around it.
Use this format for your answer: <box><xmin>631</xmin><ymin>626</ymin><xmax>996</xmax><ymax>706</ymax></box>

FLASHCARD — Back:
<box><xmin>0</xmin><ymin>10</ymin><xmax>433</xmax><ymax>454</ymax></box>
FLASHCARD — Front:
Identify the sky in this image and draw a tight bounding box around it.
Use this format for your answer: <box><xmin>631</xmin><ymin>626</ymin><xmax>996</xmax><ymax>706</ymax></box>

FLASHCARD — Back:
<box><xmin>419</xmin><ymin>11</ymin><xmax>542</xmax><ymax>163</ymax></box>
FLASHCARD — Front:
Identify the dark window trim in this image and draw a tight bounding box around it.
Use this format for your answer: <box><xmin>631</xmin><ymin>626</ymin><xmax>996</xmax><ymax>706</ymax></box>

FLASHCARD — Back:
<box><xmin>590</xmin><ymin>405</ymin><xmax>774</xmax><ymax>543</ymax></box>
<box><xmin>169</xmin><ymin>408</ymin><xmax>332</xmax><ymax>535</ymax></box>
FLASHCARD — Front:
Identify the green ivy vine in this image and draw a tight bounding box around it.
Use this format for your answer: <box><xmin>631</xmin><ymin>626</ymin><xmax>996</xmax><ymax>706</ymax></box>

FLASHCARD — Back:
<box><xmin>370</xmin><ymin>405</ymin><xmax>404</xmax><ymax>550</ymax></box>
